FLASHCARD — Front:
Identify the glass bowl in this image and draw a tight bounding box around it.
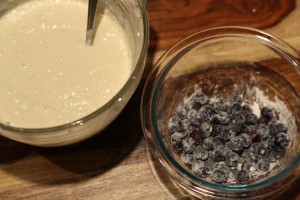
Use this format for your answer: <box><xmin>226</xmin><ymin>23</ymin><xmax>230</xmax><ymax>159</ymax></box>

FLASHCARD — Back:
<box><xmin>0</xmin><ymin>0</ymin><xmax>149</xmax><ymax>147</ymax></box>
<box><xmin>141</xmin><ymin>26</ymin><xmax>300</xmax><ymax>199</ymax></box>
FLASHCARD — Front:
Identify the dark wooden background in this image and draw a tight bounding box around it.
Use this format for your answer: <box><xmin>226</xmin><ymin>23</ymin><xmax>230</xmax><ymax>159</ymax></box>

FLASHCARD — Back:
<box><xmin>0</xmin><ymin>0</ymin><xmax>299</xmax><ymax>199</ymax></box>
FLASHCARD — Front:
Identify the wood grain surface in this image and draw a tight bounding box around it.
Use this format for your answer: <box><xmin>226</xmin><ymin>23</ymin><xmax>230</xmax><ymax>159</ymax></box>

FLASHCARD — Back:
<box><xmin>0</xmin><ymin>0</ymin><xmax>300</xmax><ymax>199</ymax></box>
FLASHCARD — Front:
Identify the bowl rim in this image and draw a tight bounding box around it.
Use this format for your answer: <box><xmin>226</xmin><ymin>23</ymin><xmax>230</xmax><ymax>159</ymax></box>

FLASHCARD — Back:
<box><xmin>0</xmin><ymin>0</ymin><xmax>149</xmax><ymax>135</ymax></box>
<box><xmin>142</xmin><ymin>26</ymin><xmax>300</xmax><ymax>194</ymax></box>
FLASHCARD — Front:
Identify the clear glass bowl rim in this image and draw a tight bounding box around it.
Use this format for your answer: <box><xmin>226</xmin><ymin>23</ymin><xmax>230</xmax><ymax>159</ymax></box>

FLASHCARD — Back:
<box><xmin>142</xmin><ymin>26</ymin><xmax>300</xmax><ymax>194</ymax></box>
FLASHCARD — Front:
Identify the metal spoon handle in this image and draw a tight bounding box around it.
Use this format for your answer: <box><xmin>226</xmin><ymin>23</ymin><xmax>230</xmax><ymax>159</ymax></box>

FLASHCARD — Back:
<box><xmin>86</xmin><ymin>0</ymin><xmax>98</xmax><ymax>45</ymax></box>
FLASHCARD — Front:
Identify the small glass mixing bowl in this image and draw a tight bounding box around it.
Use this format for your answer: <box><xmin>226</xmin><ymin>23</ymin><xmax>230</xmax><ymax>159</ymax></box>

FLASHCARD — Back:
<box><xmin>0</xmin><ymin>0</ymin><xmax>149</xmax><ymax>147</ymax></box>
<box><xmin>141</xmin><ymin>26</ymin><xmax>300</xmax><ymax>199</ymax></box>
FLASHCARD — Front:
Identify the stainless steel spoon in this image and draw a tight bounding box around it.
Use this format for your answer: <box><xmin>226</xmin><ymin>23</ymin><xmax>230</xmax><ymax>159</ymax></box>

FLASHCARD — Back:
<box><xmin>86</xmin><ymin>0</ymin><xmax>98</xmax><ymax>46</ymax></box>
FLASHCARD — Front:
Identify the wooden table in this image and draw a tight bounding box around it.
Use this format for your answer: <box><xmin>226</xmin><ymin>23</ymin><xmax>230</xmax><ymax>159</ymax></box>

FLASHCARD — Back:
<box><xmin>0</xmin><ymin>0</ymin><xmax>299</xmax><ymax>199</ymax></box>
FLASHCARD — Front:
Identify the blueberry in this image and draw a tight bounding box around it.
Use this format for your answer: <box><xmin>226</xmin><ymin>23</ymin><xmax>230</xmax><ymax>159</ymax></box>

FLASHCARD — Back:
<box><xmin>275</xmin><ymin>132</ymin><xmax>290</xmax><ymax>148</ymax></box>
<box><xmin>260</xmin><ymin>107</ymin><xmax>273</xmax><ymax>124</ymax></box>
<box><xmin>203</xmin><ymin>162</ymin><xmax>213</xmax><ymax>175</ymax></box>
<box><xmin>193</xmin><ymin>146</ymin><xmax>209</xmax><ymax>160</ymax></box>
<box><xmin>196</xmin><ymin>109</ymin><xmax>210</xmax><ymax>122</ymax></box>
<box><xmin>226</xmin><ymin>152</ymin><xmax>239</xmax><ymax>167</ymax></box>
<box><xmin>211</xmin><ymin>146</ymin><xmax>227</xmax><ymax>162</ymax></box>
<box><xmin>202</xmin><ymin>137</ymin><xmax>214</xmax><ymax>151</ymax></box>
<box><xmin>257</xmin><ymin>124</ymin><xmax>269</xmax><ymax>140</ymax></box>
<box><xmin>264</xmin><ymin>136</ymin><xmax>275</xmax><ymax>148</ymax></box>
<box><xmin>212</xmin><ymin>124</ymin><xmax>223</xmax><ymax>137</ymax></box>
<box><xmin>181</xmin><ymin>153</ymin><xmax>195</xmax><ymax>165</ymax></box>
<box><xmin>168</xmin><ymin>116</ymin><xmax>184</xmax><ymax>133</ymax></box>
<box><xmin>269</xmin><ymin>122</ymin><xmax>288</xmax><ymax>136</ymax></box>
<box><xmin>214</xmin><ymin>112</ymin><xmax>229</xmax><ymax>124</ymax></box>
<box><xmin>231</xmin><ymin>102</ymin><xmax>242</xmax><ymax>113</ymax></box>
<box><xmin>240</xmin><ymin>133</ymin><xmax>252</xmax><ymax>148</ymax></box>
<box><xmin>213</xmin><ymin>136</ymin><xmax>226</xmax><ymax>147</ymax></box>
<box><xmin>257</xmin><ymin>159</ymin><xmax>270</xmax><ymax>172</ymax></box>
<box><xmin>249</xmin><ymin>129</ymin><xmax>261</xmax><ymax>142</ymax></box>
<box><xmin>245</xmin><ymin>113</ymin><xmax>258</xmax><ymax>125</ymax></box>
<box><xmin>241</xmin><ymin>105</ymin><xmax>253</xmax><ymax>117</ymax></box>
<box><xmin>236</xmin><ymin>170</ymin><xmax>250</xmax><ymax>184</ymax></box>
<box><xmin>199</xmin><ymin>105</ymin><xmax>214</xmax><ymax>116</ymax></box>
<box><xmin>171</xmin><ymin>132</ymin><xmax>185</xmax><ymax>151</ymax></box>
<box><xmin>199</xmin><ymin>121</ymin><xmax>212</xmax><ymax>138</ymax></box>
<box><xmin>191</xmin><ymin>160</ymin><xmax>205</xmax><ymax>176</ymax></box>
<box><xmin>182</xmin><ymin>137</ymin><xmax>195</xmax><ymax>153</ymax></box>
<box><xmin>188</xmin><ymin>109</ymin><xmax>200</xmax><ymax>125</ymax></box>
<box><xmin>221</xmin><ymin>126</ymin><xmax>236</xmax><ymax>141</ymax></box>
<box><xmin>241</xmin><ymin>160</ymin><xmax>253</xmax><ymax>171</ymax></box>
<box><xmin>214</xmin><ymin>161</ymin><xmax>227</xmax><ymax>169</ymax></box>
<box><xmin>267</xmin><ymin>146</ymin><xmax>286</xmax><ymax>162</ymax></box>
<box><xmin>189</xmin><ymin>91</ymin><xmax>208</xmax><ymax>110</ymax></box>
<box><xmin>176</xmin><ymin>103</ymin><xmax>189</xmax><ymax>120</ymax></box>
<box><xmin>188</xmin><ymin>123</ymin><xmax>199</xmax><ymax>132</ymax></box>
<box><xmin>229</xmin><ymin>113</ymin><xmax>244</xmax><ymax>132</ymax></box>
<box><xmin>212</xmin><ymin>98</ymin><xmax>225</xmax><ymax>112</ymax></box>
<box><xmin>229</xmin><ymin>136</ymin><xmax>244</xmax><ymax>152</ymax></box>
<box><xmin>194</xmin><ymin>91</ymin><xmax>209</xmax><ymax>105</ymax></box>
<box><xmin>249</xmin><ymin>143</ymin><xmax>266</xmax><ymax>161</ymax></box>
<box><xmin>190</xmin><ymin>131</ymin><xmax>203</xmax><ymax>145</ymax></box>
<box><xmin>211</xmin><ymin>168</ymin><xmax>229</xmax><ymax>183</ymax></box>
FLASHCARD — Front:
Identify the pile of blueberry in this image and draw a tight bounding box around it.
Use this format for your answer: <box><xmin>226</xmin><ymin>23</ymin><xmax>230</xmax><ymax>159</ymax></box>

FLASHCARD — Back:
<box><xmin>168</xmin><ymin>89</ymin><xmax>290</xmax><ymax>184</ymax></box>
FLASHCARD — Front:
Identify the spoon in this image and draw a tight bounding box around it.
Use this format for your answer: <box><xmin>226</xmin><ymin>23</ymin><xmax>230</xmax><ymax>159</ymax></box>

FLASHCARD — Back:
<box><xmin>86</xmin><ymin>0</ymin><xmax>98</xmax><ymax>46</ymax></box>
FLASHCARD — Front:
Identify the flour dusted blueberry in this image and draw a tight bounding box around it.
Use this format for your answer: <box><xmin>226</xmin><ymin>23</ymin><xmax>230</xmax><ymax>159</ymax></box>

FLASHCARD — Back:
<box><xmin>257</xmin><ymin>124</ymin><xmax>269</xmax><ymax>140</ymax></box>
<box><xmin>199</xmin><ymin>121</ymin><xmax>212</xmax><ymax>138</ymax></box>
<box><xmin>193</xmin><ymin>146</ymin><xmax>209</xmax><ymax>160</ymax></box>
<box><xmin>257</xmin><ymin>159</ymin><xmax>270</xmax><ymax>172</ymax></box>
<box><xmin>214</xmin><ymin>112</ymin><xmax>229</xmax><ymax>124</ymax></box>
<box><xmin>211</xmin><ymin>168</ymin><xmax>229</xmax><ymax>183</ymax></box>
<box><xmin>249</xmin><ymin>143</ymin><xmax>267</xmax><ymax>161</ymax></box>
<box><xmin>236</xmin><ymin>170</ymin><xmax>250</xmax><ymax>184</ymax></box>
<box><xmin>181</xmin><ymin>153</ymin><xmax>195</xmax><ymax>165</ymax></box>
<box><xmin>171</xmin><ymin>132</ymin><xmax>184</xmax><ymax>151</ymax></box>
<box><xmin>190</xmin><ymin>131</ymin><xmax>203</xmax><ymax>145</ymax></box>
<box><xmin>226</xmin><ymin>152</ymin><xmax>239</xmax><ymax>167</ymax></box>
<box><xmin>168</xmin><ymin>116</ymin><xmax>184</xmax><ymax>133</ymax></box>
<box><xmin>260</xmin><ymin>107</ymin><xmax>273</xmax><ymax>124</ymax></box>
<box><xmin>189</xmin><ymin>91</ymin><xmax>208</xmax><ymax>110</ymax></box>
<box><xmin>187</xmin><ymin>109</ymin><xmax>200</xmax><ymax>125</ymax></box>
<box><xmin>212</xmin><ymin>124</ymin><xmax>223</xmax><ymax>137</ymax></box>
<box><xmin>245</xmin><ymin>113</ymin><xmax>258</xmax><ymax>125</ymax></box>
<box><xmin>229</xmin><ymin>136</ymin><xmax>244</xmax><ymax>152</ymax></box>
<box><xmin>176</xmin><ymin>103</ymin><xmax>189</xmax><ymax>120</ymax></box>
<box><xmin>241</xmin><ymin>160</ymin><xmax>253</xmax><ymax>171</ymax></box>
<box><xmin>229</xmin><ymin>113</ymin><xmax>244</xmax><ymax>132</ymax></box>
<box><xmin>221</xmin><ymin>126</ymin><xmax>236</xmax><ymax>141</ymax></box>
<box><xmin>192</xmin><ymin>160</ymin><xmax>205</xmax><ymax>176</ymax></box>
<box><xmin>182</xmin><ymin>137</ymin><xmax>195</xmax><ymax>153</ymax></box>
<box><xmin>240</xmin><ymin>133</ymin><xmax>252</xmax><ymax>148</ymax></box>
<box><xmin>194</xmin><ymin>91</ymin><xmax>209</xmax><ymax>105</ymax></box>
<box><xmin>213</xmin><ymin>136</ymin><xmax>226</xmax><ymax>147</ymax></box>
<box><xmin>231</xmin><ymin>102</ymin><xmax>242</xmax><ymax>113</ymax></box>
<box><xmin>249</xmin><ymin>129</ymin><xmax>261</xmax><ymax>142</ymax></box>
<box><xmin>197</xmin><ymin>109</ymin><xmax>210</xmax><ymax>122</ymax></box>
<box><xmin>212</xmin><ymin>98</ymin><xmax>225</xmax><ymax>112</ymax></box>
<box><xmin>241</xmin><ymin>105</ymin><xmax>253</xmax><ymax>117</ymax></box>
<box><xmin>269</xmin><ymin>122</ymin><xmax>288</xmax><ymax>136</ymax></box>
<box><xmin>202</xmin><ymin>137</ymin><xmax>214</xmax><ymax>150</ymax></box>
<box><xmin>211</xmin><ymin>146</ymin><xmax>229</xmax><ymax>162</ymax></box>
<box><xmin>275</xmin><ymin>132</ymin><xmax>290</xmax><ymax>148</ymax></box>
<box><xmin>268</xmin><ymin>146</ymin><xmax>286</xmax><ymax>162</ymax></box>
